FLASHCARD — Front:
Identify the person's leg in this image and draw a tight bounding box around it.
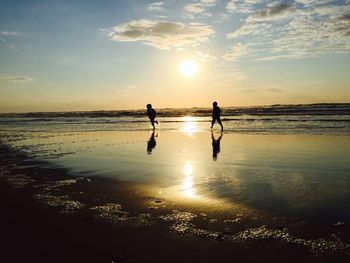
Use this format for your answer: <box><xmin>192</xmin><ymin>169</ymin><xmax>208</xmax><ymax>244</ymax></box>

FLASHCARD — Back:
<box><xmin>211</xmin><ymin>119</ymin><xmax>215</xmax><ymax>129</ymax></box>
<box><xmin>151</xmin><ymin>120</ymin><xmax>155</xmax><ymax>129</ymax></box>
<box><xmin>218</xmin><ymin>119</ymin><xmax>223</xmax><ymax>130</ymax></box>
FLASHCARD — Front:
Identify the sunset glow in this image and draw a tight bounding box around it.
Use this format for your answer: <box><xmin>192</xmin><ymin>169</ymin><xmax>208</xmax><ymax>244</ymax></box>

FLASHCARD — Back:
<box><xmin>0</xmin><ymin>1</ymin><xmax>349</xmax><ymax>112</ymax></box>
<box><xmin>179</xmin><ymin>59</ymin><xmax>198</xmax><ymax>77</ymax></box>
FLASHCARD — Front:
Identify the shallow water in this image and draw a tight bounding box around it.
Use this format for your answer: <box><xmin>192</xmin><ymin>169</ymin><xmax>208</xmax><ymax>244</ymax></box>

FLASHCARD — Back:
<box><xmin>1</xmin><ymin>121</ymin><xmax>349</xmax><ymax>219</ymax></box>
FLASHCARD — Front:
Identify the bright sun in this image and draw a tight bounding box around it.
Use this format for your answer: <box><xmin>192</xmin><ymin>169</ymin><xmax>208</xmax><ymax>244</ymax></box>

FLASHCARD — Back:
<box><xmin>179</xmin><ymin>59</ymin><xmax>198</xmax><ymax>77</ymax></box>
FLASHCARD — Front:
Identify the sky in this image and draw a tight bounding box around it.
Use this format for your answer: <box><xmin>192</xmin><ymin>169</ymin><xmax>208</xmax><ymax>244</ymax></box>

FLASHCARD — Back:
<box><xmin>0</xmin><ymin>0</ymin><xmax>349</xmax><ymax>112</ymax></box>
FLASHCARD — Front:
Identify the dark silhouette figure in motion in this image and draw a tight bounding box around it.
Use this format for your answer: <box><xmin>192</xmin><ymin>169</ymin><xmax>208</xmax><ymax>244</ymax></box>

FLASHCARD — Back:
<box><xmin>211</xmin><ymin>101</ymin><xmax>223</xmax><ymax>130</ymax></box>
<box><xmin>147</xmin><ymin>130</ymin><xmax>157</xmax><ymax>154</ymax></box>
<box><xmin>146</xmin><ymin>104</ymin><xmax>158</xmax><ymax>129</ymax></box>
<box><xmin>212</xmin><ymin>131</ymin><xmax>223</xmax><ymax>161</ymax></box>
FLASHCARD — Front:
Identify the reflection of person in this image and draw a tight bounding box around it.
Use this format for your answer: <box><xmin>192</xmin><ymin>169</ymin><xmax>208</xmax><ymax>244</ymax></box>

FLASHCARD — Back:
<box><xmin>211</xmin><ymin>101</ymin><xmax>223</xmax><ymax>130</ymax></box>
<box><xmin>212</xmin><ymin>131</ymin><xmax>223</xmax><ymax>161</ymax></box>
<box><xmin>147</xmin><ymin>130</ymin><xmax>157</xmax><ymax>154</ymax></box>
<box><xmin>146</xmin><ymin>104</ymin><xmax>158</xmax><ymax>129</ymax></box>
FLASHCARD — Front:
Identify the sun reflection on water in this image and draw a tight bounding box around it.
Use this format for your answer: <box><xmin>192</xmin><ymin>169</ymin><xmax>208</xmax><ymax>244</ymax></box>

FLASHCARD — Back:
<box><xmin>183</xmin><ymin>161</ymin><xmax>196</xmax><ymax>198</ymax></box>
<box><xmin>182</xmin><ymin>116</ymin><xmax>198</xmax><ymax>136</ymax></box>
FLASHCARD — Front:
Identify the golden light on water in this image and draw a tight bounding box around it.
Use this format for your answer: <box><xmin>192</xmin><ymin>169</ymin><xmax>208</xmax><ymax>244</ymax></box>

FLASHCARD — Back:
<box><xmin>184</xmin><ymin>161</ymin><xmax>193</xmax><ymax>175</ymax></box>
<box><xmin>179</xmin><ymin>59</ymin><xmax>198</xmax><ymax>77</ymax></box>
<box><xmin>183</xmin><ymin>161</ymin><xmax>196</xmax><ymax>198</ymax></box>
<box><xmin>182</xmin><ymin>116</ymin><xmax>198</xmax><ymax>136</ymax></box>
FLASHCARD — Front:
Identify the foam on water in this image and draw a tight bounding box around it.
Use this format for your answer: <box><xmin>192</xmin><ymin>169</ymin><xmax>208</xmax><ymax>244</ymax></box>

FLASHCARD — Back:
<box><xmin>34</xmin><ymin>193</ymin><xmax>84</xmax><ymax>213</ymax></box>
<box><xmin>160</xmin><ymin>210</ymin><xmax>350</xmax><ymax>255</ymax></box>
<box><xmin>89</xmin><ymin>203</ymin><xmax>154</xmax><ymax>227</ymax></box>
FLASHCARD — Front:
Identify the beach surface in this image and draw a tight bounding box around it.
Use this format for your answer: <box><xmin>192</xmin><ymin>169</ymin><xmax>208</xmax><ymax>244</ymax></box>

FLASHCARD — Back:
<box><xmin>1</xmin><ymin>112</ymin><xmax>350</xmax><ymax>262</ymax></box>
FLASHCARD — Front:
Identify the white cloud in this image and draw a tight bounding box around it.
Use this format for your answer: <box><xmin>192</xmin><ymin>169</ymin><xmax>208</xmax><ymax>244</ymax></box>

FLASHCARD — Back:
<box><xmin>225</xmin><ymin>1</ymin><xmax>350</xmax><ymax>60</ymax></box>
<box><xmin>0</xmin><ymin>75</ymin><xmax>33</xmax><ymax>83</ymax></box>
<box><xmin>226</xmin><ymin>0</ymin><xmax>237</xmax><ymax>13</ymax></box>
<box><xmin>295</xmin><ymin>0</ymin><xmax>336</xmax><ymax>6</ymax></box>
<box><xmin>185</xmin><ymin>3</ymin><xmax>205</xmax><ymax>14</ymax></box>
<box><xmin>227</xmin><ymin>22</ymin><xmax>271</xmax><ymax>39</ymax></box>
<box><xmin>222</xmin><ymin>43</ymin><xmax>247</xmax><ymax>61</ymax></box>
<box><xmin>0</xmin><ymin>31</ymin><xmax>19</xmax><ymax>36</ymax></box>
<box><xmin>200</xmin><ymin>0</ymin><xmax>217</xmax><ymax>6</ymax></box>
<box><xmin>232</xmin><ymin>71</ymin><xmax>247</xmax><ymax>80</ymax></box>
<box><xmin>0</xmin><ymin>33</ymin><xmax>31</xmax><ymax>61</ymax></box>
<box><xmin>184</xmin><ymin>1</ymin><xmax>217</xmax><ymax>18</ymax></box>
<box><xmin>107</xmin><ymin>19</ymin><xmax>215</xmax><ymax>50</ymax></box>
<box><xmin>148</xmin><ymin>2</ymin><xmax>164</xmax><ymax>12</ymax></box>
<box><xmin>295</xmin><ymin>0</ymin><xmax>316</xmax><ymax>4</ymax></box>
<box><xmin>253</xmin><ymin>3</ymin><xmax>295</xmax><ymax>21</ymax></box>
<box><xmin>226</xmin><ymin>0</ymin><xmax>263</xmax><ymax>14</ymax></box>
<box><xmin>195</xmin><ymin>50</ymin><xmax>217</xmax><ymax>60</ymax></box>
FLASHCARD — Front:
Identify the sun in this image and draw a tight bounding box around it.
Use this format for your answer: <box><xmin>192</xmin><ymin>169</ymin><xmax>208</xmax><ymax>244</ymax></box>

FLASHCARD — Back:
<box><xmin>179</xmin><ymin>59</ymin><xmax>198</xmax><ymax>77</ymax></box>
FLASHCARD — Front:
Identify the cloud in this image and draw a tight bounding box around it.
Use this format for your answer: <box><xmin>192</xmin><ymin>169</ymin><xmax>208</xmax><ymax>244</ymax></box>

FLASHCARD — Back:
<box><xmin>106</xmin><ymin>19</ymin><xmax>215</xmax><ymax>50</ymax></box>
<box><xmin>185</xmin><ymin>3</ymin><xmax>205</xmax><ymax>14</ymax></box>
<box><xmin>225</xmin><ymin>1</ymin><xmax>350</xmax><ymax>60</ymax></box>
<box><xmin>0</xmin><ymin>31</ymin><xmax>19</xmax><ymax>36</ymax></box>
<box><xmin>227</xmin><ymin>22</ymin><xmax>271</xmax><ymax>39</ymax></box>
<box><xmin>254</xmin><ymin>3</ymin><xmax>295</xmax><ymax>20</ymax></box>
<box><xmin>0</xmin><ymin>75</ymin><xmax>33</xmax><ymax>83</ymax></box>
<box><xmin>195</xmin><ymin>50</ymin><xmax>217</xmax><ymax>60</ymax></box>
<box><xmin>184</xmin><ymin>1</ymin><xmax>216</xmax><ymax>18</ymax></box>
<box><xmin>239</xmin><ymin>86</ymin><xmax>284</xmax><ymax>93</ymax></box>
<box><xmin>226</xmin><ymin>0</ymin><xmax>237</xmax><ymax>13</ymax></box>
<box><xmin>0</xmin><ymin>32</ymin><xmax>31</xmax><ymax>61</ymax></box>
<box><xmin>338</xmin><ymin>12</ymin><xmax>350</xmax><ymax>21</ymax></box>
<box><xmin>200</xmin><ymin>0</ymin><xmax>217</xmax><ymax>6</ymax></box>
<box><xmin>148</xmin><ymin>2</ymin><xmax>164</xmax><ymax>12</ymax></box>
<box><xmin>222</xmin><ymin>43</ymin><xmax>247</xmax><ymax>61</ymax></box>
<box><xmin>232</xmin><ymin>72</ymin><xmax>247</xmax><ymax>80</ymax></box>
<box><xmin>294</xmin><ymin>0</ymin><xmax>336</xmax><ymax>6</ymax></box>
<box><xmin>226</xmin><ymin>0</ymin><xmax>262</xmax><ymax>14</ymax></box>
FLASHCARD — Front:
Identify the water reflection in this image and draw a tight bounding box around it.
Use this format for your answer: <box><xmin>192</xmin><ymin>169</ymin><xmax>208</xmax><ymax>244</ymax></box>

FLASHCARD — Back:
<box><xmin>182</xmin><ymin>116</ymin><xmax>198</xmax><ymax>136</ymax></box>
<box><xmin>147</xmin><ymin>130</ymin><xmax>157</xmax><ymax>154</ymax></box>
<box><xmin>182</xmin><ymin>161</ymin><xmax>196</xmax><ymax>198</ymax></box>
<box><xmin>15</xmin><ymin>129</ymin><xmax>350</xmax><ymax>220</ymax></box>
<box><xmin>212</xmin><ymin>131</ymin><xmax>223</xmax><ymax>161</ymax></box>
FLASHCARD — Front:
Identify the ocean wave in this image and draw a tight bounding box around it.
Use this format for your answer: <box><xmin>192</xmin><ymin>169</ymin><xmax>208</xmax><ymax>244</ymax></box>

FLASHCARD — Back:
<box><xmin>1</xmin><ymin>116</ymin><xmax>350</xmax><ymax>125</ymax></box>
<box><xmin>0</xmin><ymin>103</ymin><xmax>349</xmax><ymax>118</ymax></box>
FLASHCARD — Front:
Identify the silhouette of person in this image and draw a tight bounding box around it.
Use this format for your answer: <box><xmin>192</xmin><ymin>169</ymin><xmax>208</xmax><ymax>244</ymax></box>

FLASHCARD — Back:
<box><xmin>211</xmin><ymin>101</ymin><xmax>223</xmax><ymax>130</ymax></box>
<box><xmin>147</xmin><ymin>130</ymin><xmax>157</xmax><ymax>154</ymax></box>
<box><xmin>146</xmin><ymin>104</ymin><xmax>158</xmax><ymax>129</ymax></box>
<box><xmin>212</xmin><ymin>131</ymin><xmax>223</xmax><ymax>161</ymax></box>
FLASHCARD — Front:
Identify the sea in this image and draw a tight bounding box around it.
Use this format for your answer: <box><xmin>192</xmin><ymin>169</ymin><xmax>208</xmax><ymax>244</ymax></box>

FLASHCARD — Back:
<box><xmin>0</xmin><ymin>103</ymin><xmax>349</xmax><ymax>134</ymax></box>
<box><xmin>1</xmin><ymin>103</ymin><xmax>350</xmax><ymax>256</ymax></box>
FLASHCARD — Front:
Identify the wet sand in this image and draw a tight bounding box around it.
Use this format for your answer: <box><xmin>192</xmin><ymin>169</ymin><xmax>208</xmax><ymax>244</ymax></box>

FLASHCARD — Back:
<box><xmin>1</xmin><ymin>142</ymin><xmax>350</xmax><ymax>263</ymax></box>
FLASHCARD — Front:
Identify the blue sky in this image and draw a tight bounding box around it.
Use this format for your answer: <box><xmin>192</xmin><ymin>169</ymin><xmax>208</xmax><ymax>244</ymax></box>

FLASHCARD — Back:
<box><xmin>0</xmin><ymin>0</ymin><xmax>349</xmax><ymax>112</ymax></box>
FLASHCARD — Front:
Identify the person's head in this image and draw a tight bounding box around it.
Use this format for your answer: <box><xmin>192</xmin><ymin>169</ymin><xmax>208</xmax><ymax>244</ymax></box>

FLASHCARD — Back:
<box><xmin>213</xmin><ymin>101</ymin><xmax>218</xmax><ymax>107</ymax></box>
<box><xmin>146</xmin><ymin>104</ymin><xmax>152</xmax><ymax>109</ymax></box>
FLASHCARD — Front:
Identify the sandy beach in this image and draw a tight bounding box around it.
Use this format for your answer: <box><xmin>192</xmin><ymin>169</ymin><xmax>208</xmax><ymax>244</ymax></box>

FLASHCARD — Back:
<box><xmin>1</xmin><ymin>126</ymin><xmax>350</xmax><ymax>262</ymax></box>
